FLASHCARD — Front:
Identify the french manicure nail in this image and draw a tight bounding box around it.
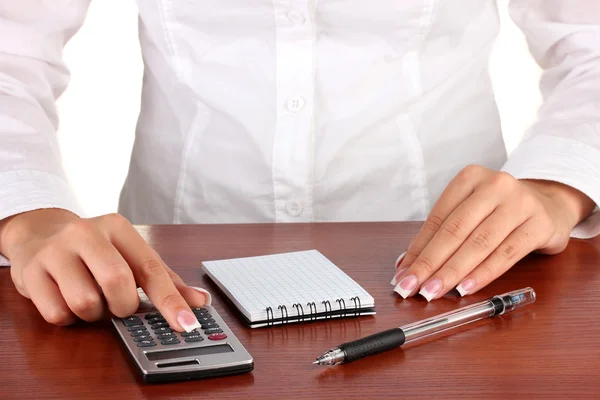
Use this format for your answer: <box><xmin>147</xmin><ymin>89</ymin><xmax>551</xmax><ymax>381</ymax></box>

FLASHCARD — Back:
<box><xmin>419</xmin><ymin>279</ymin><xmax>442</xmax><ymax>302</ymax></box>
<box><xmin>190</xmin><ymin>286</ymin><xmax>213</xmax><ymax>306</ymax></box>
<box><xmin>393</xmin><ymin>275</ymin><xmax>417</xmax><ymax>299</ymax></box>
<box><xmin>390</xmin><ymin>267</ymin><xmax>408</xmax><ymax>286</ymax></box>
<box><xmin>456</xmin><ymin>279</ymin><xmax>475</xmax><ymax>297</ymax></box>
<box><xmin>395</xmin><ymin>251</ymin><xmax>407</xmax><ymax>268</ymax></box>
<box><xmin>177</xmin><ymin>310</ymin><xmax>201</xmax><ymax>332</ymax></box>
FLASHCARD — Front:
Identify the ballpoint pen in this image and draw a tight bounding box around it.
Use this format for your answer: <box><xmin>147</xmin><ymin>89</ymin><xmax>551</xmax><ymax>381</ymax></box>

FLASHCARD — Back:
<box><xmin>313</xmin><ymin>287</ymin><xmax>536</xmax><ymax>366</ymax></box>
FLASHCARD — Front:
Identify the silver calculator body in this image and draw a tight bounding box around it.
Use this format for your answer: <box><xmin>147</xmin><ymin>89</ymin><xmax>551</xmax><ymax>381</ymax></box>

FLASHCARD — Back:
<box><xmin>112</xmin><ymin>291</ymin><xmax>253</xmax><ymax>382</ymax></box>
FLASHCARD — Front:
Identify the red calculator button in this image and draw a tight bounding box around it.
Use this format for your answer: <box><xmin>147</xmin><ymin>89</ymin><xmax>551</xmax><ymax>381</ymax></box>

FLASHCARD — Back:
<box><xmin>208</xmin><ymin>333</ymin><xmax>227</xmax><ymax>341</ymax></box>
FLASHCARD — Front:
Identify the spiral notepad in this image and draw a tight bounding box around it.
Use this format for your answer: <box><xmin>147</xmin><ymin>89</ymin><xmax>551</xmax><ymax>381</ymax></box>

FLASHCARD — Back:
<box><xmin>202</xmin><ymin>250</ymin><xmax>375</xmax><ymax>328</ymax></box>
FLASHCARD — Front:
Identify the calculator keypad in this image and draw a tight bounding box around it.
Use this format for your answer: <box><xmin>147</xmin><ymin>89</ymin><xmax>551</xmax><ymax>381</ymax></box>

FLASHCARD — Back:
<box><xmin>121</xmin><ymin>309</ymin><xmax>225</xmax><ymax>348</ymax></box>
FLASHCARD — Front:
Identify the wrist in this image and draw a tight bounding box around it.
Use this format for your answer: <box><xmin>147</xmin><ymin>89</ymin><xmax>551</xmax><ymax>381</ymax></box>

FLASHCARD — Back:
<box><xmin>0</xmin><ymin>208</ymin><xmax>79</xmax><ymax>259</ymax></box>
<box><xmin>520</xmin><ymin>179</ymin><xmax>596</xmax><ymax>229</ymax></box>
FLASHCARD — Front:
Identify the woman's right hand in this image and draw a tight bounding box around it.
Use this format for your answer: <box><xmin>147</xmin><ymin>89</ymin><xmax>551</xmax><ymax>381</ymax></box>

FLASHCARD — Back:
<box><xmin>0</xmin><ymin>209</ymin><xmax>210</xmax><ymax>331</ymax></box>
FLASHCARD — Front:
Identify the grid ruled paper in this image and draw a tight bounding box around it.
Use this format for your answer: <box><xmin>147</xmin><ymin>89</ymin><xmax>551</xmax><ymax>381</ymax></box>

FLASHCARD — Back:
<box><xmin>202</xmin><ymin>250</ymin><xmax>375</xmax><ymax>325</ymax></box>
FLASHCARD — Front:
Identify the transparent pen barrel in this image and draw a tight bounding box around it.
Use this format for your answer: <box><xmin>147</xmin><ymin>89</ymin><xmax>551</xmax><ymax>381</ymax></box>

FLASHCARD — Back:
<box><xmin>401</xmin><ymin>301</ymin><xmax>495</xmax><ymax>344</ymax></box>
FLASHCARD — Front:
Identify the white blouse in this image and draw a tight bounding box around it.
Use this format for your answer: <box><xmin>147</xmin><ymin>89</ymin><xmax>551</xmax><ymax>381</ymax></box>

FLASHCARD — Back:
<box><xmin>1</xmin><ymin>1</ymin><xmax>599</xmax><ymax>266</ymax></box>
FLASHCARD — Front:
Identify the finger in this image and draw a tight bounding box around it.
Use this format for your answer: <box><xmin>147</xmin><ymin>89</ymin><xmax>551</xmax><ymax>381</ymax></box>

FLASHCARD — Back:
<box><xmin>454</xmin><ymin>218</ymin><xmax>545</xmax><ymax>296</ymax></box>
<box><xmin>163</xmin><ymin>264</ymin><xmax>211</xmax><ymax>307</ymax></box>
<box><xmin>391</xmin><ymin>237</ymin><xmax>417</xmax><ymax>285</ymax></box>
<box><xmin>45</xmin><ymin>251</ymin><xmax>105</xmax><ymax>322</ymax></box>
<box><xmin>393</xmin><ymin>182</ymin><xmax>501</xmax><ymax>298</ymax></box>
<box><xmin>65</xmin><ymin>224</ymin><xmax>139</xmax><ymax>318</ymax></box>
<box><xmin>417</xmin><ymin>205</ymin><xmax>527</xmax><ymax>301</ymax></box>
<box><xmin>98</xmin><ymin>214</ymin><xmax>200</xmax><ymax>332</ymax></box>
<box><xmin>395</xmin><ymin>236</ymin><xmax>417</xmax><ymax>269</ymax></box>
<box><xmin>390</xmin><ymin>252</ymin><xmax>407</xmax><ymax>285</ymax></box>
<box><xmin>395</xmin><ymin>251</ymin><xmax>407</xmax><ymax>269</ymax></box>
<box><xmin>10</xmin><ymin>264</ymin><xmax>30</xmax><ymax>298</ymax></box>
<box><xmin>399</xmin><ymin>165</ymin><xmax>492</xmax><ymax>271</ymax></box>
<box><xmin>23</xmin><ymin>265</ymin><xmax>77</xmax><ymax>326</ymax></box>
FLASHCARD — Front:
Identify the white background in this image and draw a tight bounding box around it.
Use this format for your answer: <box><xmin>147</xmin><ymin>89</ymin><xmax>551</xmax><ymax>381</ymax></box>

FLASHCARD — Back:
<box><xmin>56</xmin><ymin>0</ymin><xmax>542</xmax><ymax>218</ymax></box>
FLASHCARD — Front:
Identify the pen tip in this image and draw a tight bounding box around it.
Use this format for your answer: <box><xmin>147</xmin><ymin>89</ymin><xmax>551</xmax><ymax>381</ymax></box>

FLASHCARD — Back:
<box><xmin>312</xmin><ymin>360</ymin><xmax>319</xmax><ymax>365</ymax></box>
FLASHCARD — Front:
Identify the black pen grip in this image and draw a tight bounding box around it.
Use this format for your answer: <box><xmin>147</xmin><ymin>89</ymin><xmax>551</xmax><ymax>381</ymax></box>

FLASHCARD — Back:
<box><xmin>339</xmin><ymin>328</ymin><xmax>406</xmax><ymax>362</ymax></box>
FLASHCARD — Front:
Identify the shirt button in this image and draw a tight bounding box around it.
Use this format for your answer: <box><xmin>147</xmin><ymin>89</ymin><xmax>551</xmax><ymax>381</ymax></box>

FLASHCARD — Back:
<box><xmin>287</xmin><ymin>11</ymin><xmax>306</xmax><ymax>25</ymax></box>
<box><xmin>286</xmin><ymin>200</ymin><xmax>303</xmax><ymax>217</ymax></box>
<box><xmin>286</xmin><ymin>97</ymin><xmax>305</xmax><ymax>113</ymax></box>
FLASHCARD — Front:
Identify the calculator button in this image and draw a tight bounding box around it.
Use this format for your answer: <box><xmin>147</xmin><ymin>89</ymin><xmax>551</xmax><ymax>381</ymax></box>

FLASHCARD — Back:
<box><xmin>197</xmin><ymin>317</ymin><xmax>215</xmax><ymax>324</ymax></box>
<box><xmin>201</xmin><ymin>322</ymin><xmax>219</xmax><ymax>329</ymax></box>
<box><xmin>160</xmin><ymin>338</ymin><xmax>180</xmax><ymax>345</ymax></box>
<box><xmin>133</xmin><ymin>335</ymin><xmax>152</xmax><ymax>342</ymax></box>
<box><xmin>122</xmin><ymin>316</ymin><xmax>143</xmax><ymax>327</ymax></box>
<box><xmin>193</xmin><ymin>311</ymin><xmax>209</xmax><ymax>318</ymax></box>
<box><xmin>153</xmin><ymin>327</ymin><xmax>173</xmax><ymax>334</ymax></box>
<box><xmin>180</xmin><ymin>331</ymin><xmax>200</xmax><ymax>337</ymax></box>
<box><xmin>130</xmin><ymin>330</ymin><xmax>149</xmax><ymax>337</ymax></box>
<box><xmin>147</xmin><ymin>317</ymin><xmax>166</xmax><ymax>324</ymax></box>
<box><xmin>127</xmin><ymin>325</ymin><xmax>147</xmax><ymax>332</ymax></box>
<box><xmin>150</xmin><ymin>322</ymin><xmax>169</xmax><ymax>329</ymax></box>
<box><xmin>136</xmin><ymin>340</ymin><xmax>157</xmax><ymax>348</ymax></box>
<box><xmin>184</xmin><ymin>335</ymin><xmax>204</xmax><ymax>343</ymax></box>
<box><xmin>144</xmin><ymin>312</ymin><xmax>161</xmax><ymax>320</ymax></box>
<box><xmin>192</xmin><ymin>308</ymin><xmax>208</xmax><ymax>314</ymax></box>
<box><xmin>203</xmin><ymin>328</ymin><xmax>223</xmax><ymax>335</ymax></box>
<box><xmin>208</xmin><ymin>333</ymin><xmax>227</xmax><ymax>341</ymax></box>
<box><xmin>156</xmin><ymin>332</ymin><xmax>176</xmax><ymax>339</ymax></box>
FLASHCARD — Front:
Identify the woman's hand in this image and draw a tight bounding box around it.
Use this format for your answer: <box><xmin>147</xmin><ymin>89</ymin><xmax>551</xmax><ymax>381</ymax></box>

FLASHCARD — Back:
<box><xmin>391</xmin><ymin>165</ymin><xmax>595</xmax><ymax>301</ymax></box>
<box><xmin>0</xmin><ymin>209</ymin><xmax>211</xmax><ymax>331</ymax></box>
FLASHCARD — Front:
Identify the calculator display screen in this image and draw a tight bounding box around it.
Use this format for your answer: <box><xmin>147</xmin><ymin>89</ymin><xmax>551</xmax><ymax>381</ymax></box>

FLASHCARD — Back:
<box><xmin>145</xmin><ymin>344</ymin><xmax>234</xmax><ymax>362</ymax></box>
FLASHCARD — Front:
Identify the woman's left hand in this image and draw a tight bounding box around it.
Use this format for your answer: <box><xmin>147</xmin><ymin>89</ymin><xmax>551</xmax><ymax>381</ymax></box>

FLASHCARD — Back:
<box><xmin>391</xmin><ymin>165</ymin><xmax>595</xmax><ymax>301</ymax></box>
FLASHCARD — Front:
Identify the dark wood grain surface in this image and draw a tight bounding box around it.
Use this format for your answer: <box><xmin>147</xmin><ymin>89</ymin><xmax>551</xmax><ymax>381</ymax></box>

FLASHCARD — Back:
<box><xmin>1</xmin><ymin>222</ymin><xmax>599</xmax><ymax>399</ymax></box>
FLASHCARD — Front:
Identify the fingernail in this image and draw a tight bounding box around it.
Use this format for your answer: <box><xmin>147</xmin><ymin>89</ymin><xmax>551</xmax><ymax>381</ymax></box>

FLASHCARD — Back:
<box><xmin>190</xmin><ymin>286</ymin><xmax>212</xmax><ymax>306</ymax></box>
<box><xmin>419</xmin><ymin>279</ymin><xmax>443</xmax><ymax>302</ymax></box>
<box><xmin>395</xmin><ymin>251</ymin><xmax>407</xmax><ymax>268</ymax></box>
<box><xmin>390</xmin><ymin>267</ymin><xmax>408</xmax><ymax>286</ymax></box>
<box><xmin>177</xmin><ymin>310</ymin><xmax>201</xmax><ymax>333</ymax></box>
<box><xmin>393</xmin><ymin>275</ymin><xmax>417</xmax><ymax>299</ymax></box>
<box><xmin>456</xmin><ymin>279</ymin><xmax>475</xmax><ymax>297</ymax></box>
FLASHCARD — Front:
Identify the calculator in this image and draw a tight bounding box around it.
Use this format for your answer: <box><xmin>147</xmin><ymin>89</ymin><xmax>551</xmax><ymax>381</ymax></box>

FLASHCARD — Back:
<box><xmin>112</xmin><ymin>290</ymin><xmax>253</xmax><ymax>383</ymax></box>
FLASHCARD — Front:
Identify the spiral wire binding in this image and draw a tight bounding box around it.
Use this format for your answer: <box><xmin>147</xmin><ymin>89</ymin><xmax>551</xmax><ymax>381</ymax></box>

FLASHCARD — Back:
<box><xmin>307</xmin><ymin>302</ymin><xmax>317</xmax><ymax>321</ymax></box>
<box><xmin>321</xmin><ymin>300</ymin><xmax>332</xmax><ymax>320</ymax></box>
<box><xmin>293</xmin><ymin>303</ymin><xmax>305</xmax><ymax>322</ymax></box>
<box><xmin>350</xmin><ymin>296</ymin><xmax>362</xmax><ymax>317</ymax></box>
<box><xmin>265</xmin><ymin>296</ymin><xmax>363</xmax><ymax>325</ymax></box>
<box><xmin>277</xmin><ymin>305</ymin><xmax>289</xmax><ymax>324</ymax></box>
<box><xmin>336</xmin><ymin>298</ymin><xmax>347</xmax><ymax>318</ymax></box>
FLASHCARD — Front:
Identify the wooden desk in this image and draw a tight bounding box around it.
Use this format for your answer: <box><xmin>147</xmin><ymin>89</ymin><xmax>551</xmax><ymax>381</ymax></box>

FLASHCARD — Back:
<box><xmin>1</xmin><ymin>223</ymin><xmax>599</xmax><ymax>399</ymax></box>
